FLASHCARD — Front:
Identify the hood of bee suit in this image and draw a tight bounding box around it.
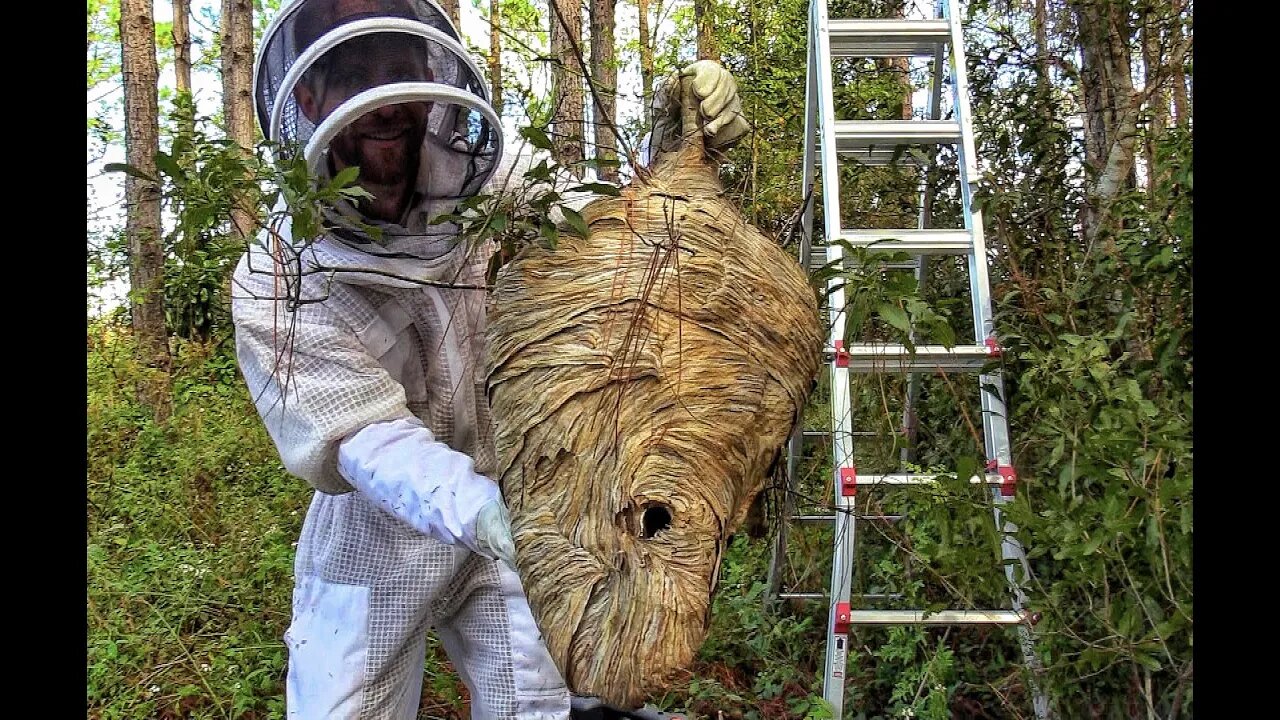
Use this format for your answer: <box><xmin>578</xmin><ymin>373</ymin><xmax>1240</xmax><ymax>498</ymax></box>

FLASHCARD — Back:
<box><xmin>253</xmin><ymin>0</ymin><xmax>503</xmax><ymax>287</ymax></box>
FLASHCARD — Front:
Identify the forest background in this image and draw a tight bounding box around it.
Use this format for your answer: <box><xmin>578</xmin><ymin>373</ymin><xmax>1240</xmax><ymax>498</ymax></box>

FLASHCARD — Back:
<box><xmin>87</xmin><ymin>0</ymin><xmax>1193</xmax><ymax>717</ymax></box>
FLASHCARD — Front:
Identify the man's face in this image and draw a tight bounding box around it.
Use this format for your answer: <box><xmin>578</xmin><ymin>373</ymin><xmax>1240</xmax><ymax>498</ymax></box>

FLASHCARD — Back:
<box><xmin>295</xmin><ymin>34</ymin><xmax>433</xmax><ymax>187</ymax></box>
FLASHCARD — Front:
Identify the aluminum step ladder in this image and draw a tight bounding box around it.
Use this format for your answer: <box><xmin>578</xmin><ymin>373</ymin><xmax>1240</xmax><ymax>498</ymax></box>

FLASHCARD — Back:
<box><xmin>764</xmin><ymin>1</ymin><xmax>1050</xmax><ymax>717</ymax></box>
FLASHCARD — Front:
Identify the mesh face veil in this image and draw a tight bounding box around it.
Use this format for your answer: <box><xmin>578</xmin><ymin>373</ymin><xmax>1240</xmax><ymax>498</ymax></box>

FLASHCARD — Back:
<box><xmin>254</xmin><ymin>0</ymin><xmax>502</xmax><ymax>247</ymax></box>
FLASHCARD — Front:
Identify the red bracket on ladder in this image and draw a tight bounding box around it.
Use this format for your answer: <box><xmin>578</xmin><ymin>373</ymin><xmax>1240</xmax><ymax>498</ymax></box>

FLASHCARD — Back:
<box><xmin>984</xmin><ymin>336</ymin><xmax>1003</xmax><ymax>358</ymax></box>
<box><xmin>987</xmin><ymin>460</ymin><xmax>1017</xmax><ymax>497</ymax></box>
<box><xmin>833</xmin><ymin>339</ymin><xmax>849</xmax><ymax>368</ymax></box>
<box><xmin>839</xmin><ymin>466</ymin><xmax>857</xmax><ymax>496</ymax></box>
<box><xmin>834</xmin><ymin>601</ymin><xmax>852</xmax><ymax>634</ymax></box>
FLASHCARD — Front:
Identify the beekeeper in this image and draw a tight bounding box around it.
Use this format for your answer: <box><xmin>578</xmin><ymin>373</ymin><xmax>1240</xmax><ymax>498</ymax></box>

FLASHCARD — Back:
<box><xmin>231</xmin><ymin>1</ymin><xmax>748</xmax><ymax>717</ymax></box>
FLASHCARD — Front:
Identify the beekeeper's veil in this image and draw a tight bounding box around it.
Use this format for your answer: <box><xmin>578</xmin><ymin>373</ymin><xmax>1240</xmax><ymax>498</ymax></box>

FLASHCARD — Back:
<box><xmin>254</xmin><ymin>0</ymin><xmax>501</xmax><ymax>271</ymax></box>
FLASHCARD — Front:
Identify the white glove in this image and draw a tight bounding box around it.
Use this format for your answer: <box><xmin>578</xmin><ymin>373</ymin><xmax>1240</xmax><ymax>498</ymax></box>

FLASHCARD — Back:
<box><xmin>648</xmin><ymin>60</ymin><xmax>750</xmax><ymax>161</ymax></box>
<box><xmin>475</xmin><ymin>498</ymin><xmax>517</xmax><ymax>571</ymax></box>
<box><xmin>337</xmin><ymin>417</ymin><xmax>506</xmax><ymax>558</ymax></box>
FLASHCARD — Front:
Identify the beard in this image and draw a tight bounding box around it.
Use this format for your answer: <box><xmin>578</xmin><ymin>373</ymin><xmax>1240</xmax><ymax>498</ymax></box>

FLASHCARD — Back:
<box><xmin>330</xmin><ymin>106</ymin><xmax>428</xmax><ymax>186</ymax></box>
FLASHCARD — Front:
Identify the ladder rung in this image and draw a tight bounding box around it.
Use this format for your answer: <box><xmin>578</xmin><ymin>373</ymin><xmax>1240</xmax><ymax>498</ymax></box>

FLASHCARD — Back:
<box><xmin>832</xmin><ymin>120</ymin><xmax>962</xmax><ymax>151</ymax></box>
<box><xmin>847</xmin><ymin>609</ymin><xmax>1028</xmax><ymax>625</ymax></box>
<box><xmin>788</xmin><ymin>514</ymin><xmax>905</xmax><ymax>523</ymax></box>
<box><xmin>812</xmin><ymin>146</ymin><xmax>926</xmax><ymax>167</ymax></box>
<box><xmin>790</xmin><ymin>514</ymin><xmax>836</xmax><ymax>524</ymax></box>
<box><xmin>825</xmin><ymin>344</ymin><xmax>998</xmax><ymax>372</ymax></box>
<box><xmin>779</xmin><ymin>592</ymin><xmax>906</xmax><ymax>601</ymax></box>
<box><xmin>839</xmin><ymin>229</ymin><xmax>973</xmax><ymax>255</ymax></box>
<box><xmin>809</xmin><ymin>250</ymin><xmax>920</xmax><ymax>271</ymax></box>
<box><xmin>855</xmin><ymin>473</ymin><xmax>1003</xmax><ymax>486</ymax></box>
<box><xmin>829</xmin><ymin>19</ymin><xmax>951</xmax><ymax>58</ymax></box>
<box><xmin>802</xmin><ymin>429</ymin><xmax>879</xmax><ymax>438</ymax></box>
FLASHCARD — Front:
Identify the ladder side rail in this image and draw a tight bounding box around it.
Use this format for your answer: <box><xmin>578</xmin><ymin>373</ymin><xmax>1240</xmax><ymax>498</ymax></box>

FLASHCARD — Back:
<box><xmin>811</xmin><ymin>0</ymin><xmax>858</xmax><ymax>714</ymax></box>
<box><xmin>943</xmin><ymin>0</ymin><xmax>996</xmax><ymax>348</ymax></box>
<box><xmin>801</xmin><ymin>20</ymin><xmax>820</xmax><ymax>276</ymax></box>
<box><xmin>941</xmin><ymin>0</ymin><xmax>1012</xmax><ymax>466</ymax></box>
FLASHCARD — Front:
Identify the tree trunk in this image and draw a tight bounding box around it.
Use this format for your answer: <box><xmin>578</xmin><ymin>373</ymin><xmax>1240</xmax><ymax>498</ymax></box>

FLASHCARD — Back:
<box><xmin>1034</xmin><ymin>0</ymin><xmax>1049</xmax><ymax>82</ymax></box>
<box><xmin>441</xmin><ymin>0</ymin><xmax>461</xmax><ymax>29</ymax></box>
<box><xmin>589</xmin><ymin>0</ymin><xmax>617</xmax><ymax>181</ymax></box>
<box><xmin>121</xmin><ymin>0</ymin><xmax>172</xmax><ymax>421</ymax></box>
<box><xmin>489</xmin><ymin>0</ymin><xmax>502</xmax><ymax>110</ymax></box>
<box><xmin>747</xmin><ymin>0</ymin><xmax>757</xmax><ymax>213</ymax></box>
<box><xmin>550</xmin><ymin>0</ymin><xmax>585</xmax><ymax>175</ymax></box>
<box><xmin>221</xmin><ymin>0</ymin><xmax>256</xmax><ymax>239</ymax></box>
<box><xmin>1140</xmin><ymin>3</ymin><xmax>1168</xmax><ymax>195</ymax></box>
<box><xmin>694</xmin><ymin>0</ymin><xmax>718</xmax><ymax>62</ymax></box>
<box><xmin>1169</xmin><ymin>10</ymin><xmax>1191</xmax><ymax>127</ymax></box>
<box><xmin>1070</xmin><ymin>0</ymin><xmax>1140</xmax><ymax>243</ymax></box>
<box><xmin>638</xmin><ymin>0</ymin><xmax>654</xmax><ymax>107</ymax></box>
<box><xmin>891</xmin><ymin>55</ymin><xmax>912</xmax><ymax>119</ymax></box>
<box><xmin>173</xmin><ymin>0</ymin><xmax>192</xmax><ymax>96</ymax></box>
<box><xmin>881</xmin><ymin>1</ymin><xmax>911</xmax><ymax>120</ymax></box>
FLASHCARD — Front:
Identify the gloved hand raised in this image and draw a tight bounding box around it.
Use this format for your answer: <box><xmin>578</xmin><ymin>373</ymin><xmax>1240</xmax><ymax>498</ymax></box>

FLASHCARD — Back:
<box><xmin>649</xmin><ymin>59</ymin><xmax>750</xmax><ymax>161</ymax></box>
<box><xmin>474</xmin><ymin>497</ymin><xmax>517</xmax><ymax>571</ymax></box>
<box><xmin>336</xmin><ymin>418</ymin><xmax>521</xmax><ymax>569</ymax></box>
<box><xmin>678</xmin><ymin>60</ymin><xmax>751</xmax><ymax>148</ymax></box>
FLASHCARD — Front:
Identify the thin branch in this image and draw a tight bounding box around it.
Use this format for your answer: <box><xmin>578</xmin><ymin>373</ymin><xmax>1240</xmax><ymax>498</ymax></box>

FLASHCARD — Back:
<box><xmin>547</xmin><ymin>0</ymin><xmax>639</xmax><ymax>169</ymax></box>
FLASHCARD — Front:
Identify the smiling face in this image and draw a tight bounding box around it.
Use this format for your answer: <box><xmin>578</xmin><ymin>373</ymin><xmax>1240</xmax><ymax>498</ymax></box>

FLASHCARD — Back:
<box><xmin>294</xmin><ymin>34</ymin><xmax>434</xmax><ymax>219</ymax></box>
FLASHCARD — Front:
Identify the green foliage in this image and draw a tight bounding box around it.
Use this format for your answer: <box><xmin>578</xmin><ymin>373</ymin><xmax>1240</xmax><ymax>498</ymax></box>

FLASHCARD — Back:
<box><xmin>423</xmin><ymin>129</ymin><xmax>623</xmax><ymax>284</ymax></box>
<box><xmin>965</xmin><ymin>11</ymin><xmax>1194</xmax><ymax>715</ymax></box>
<box><xmin>87</xmin><ymin>0</ymin><xmax>122</xmax><ymax>91</ymax></box>
<box><xmin>86</xmin><ymin>321</ymin><xmax>473</xmax><ymax>718</ymax></box>
<box><xmin>985</xmin><ymin>128</ymin><xmax>1194</xmax><ymax>714</ymax></box>
<box><xmin>101</xmin><ymin>95</ymin><xmax>386</xmax><ymax>339</ymax></box>
<box><xmin>87</xmin><ymin>319</ymin><xmax>304</xmax><ymax>719</ymax></box>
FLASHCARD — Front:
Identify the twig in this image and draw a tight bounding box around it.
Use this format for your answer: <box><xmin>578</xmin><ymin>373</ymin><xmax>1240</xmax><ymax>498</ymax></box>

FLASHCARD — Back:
<box><xmin>546</xmin><ymin>0</ymin><xmax>639</xmax><ymax>168</ymax></box>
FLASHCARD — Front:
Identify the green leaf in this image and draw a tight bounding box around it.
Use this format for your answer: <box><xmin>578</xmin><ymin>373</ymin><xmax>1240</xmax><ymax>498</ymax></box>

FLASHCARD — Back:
<box><xmin>1080</xmin><ymin>534</ymin><xmax>1105</xmax><ymax>556</ymax></box>
<box><xmin>1132</xmin><ymin>651</ymin><xmax>1163</xmax><ymax>672</ymax></box>
<box><xmin>878</xmin><ymin>303</ymin><xmax>912</xmax><ymax>333</ymax></box>
<box><xmin>153</xmin><ymin>151</ymin><xmax>184</xmax><ymax>184</ymax></box>
<box><xmin>539</xmin><ymin>219</ymin><xmax>559</xmax><ymax>249</ymax></box>
<box><xmin>338</xmin><ymin>185</ymin><xmax>373</xmax><ymax>200</ymax></box>
<box><xmin>519</xmin><ymin>126</ymin><xmax>553</xmax><ymax>150</ymax></box>
<box><xmin>103</xmin><ymin>162</ymin><xmax>157</xmax><ymax>183</ymax></box>
<box><xmin>561</xmin><ymin>208</ymin><xmax>589</xmax><ymax>238</ymax></box>
<box><xmin>331</xmin><ymin>165</ymin><xmax>361</xmax><ymax>187</ymax></box>
<box><xmin>576</xmin><ymin>156</ymin><xmax>622</xmax><ymax>170</ymax></box>
<box><xmin>567</xmin><ymin>182</ymin><xmax>622</xmax><ymax>197</ymax></box>
<box><xmin>932</xmin><ymin>318</ymin><xmax>956</xmax><ymax>348</ymax></box>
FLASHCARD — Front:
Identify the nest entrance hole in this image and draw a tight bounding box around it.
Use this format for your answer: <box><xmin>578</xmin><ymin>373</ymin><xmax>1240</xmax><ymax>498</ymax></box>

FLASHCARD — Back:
<box><xmin>641</xmin><ymin>504</ymin><xmax>672</xmax><ymax>538</ymax></box>
<box><xmin>617</xmin><ymin>501</ymin><xmax>674</xmax><ymax>539</ymax></box>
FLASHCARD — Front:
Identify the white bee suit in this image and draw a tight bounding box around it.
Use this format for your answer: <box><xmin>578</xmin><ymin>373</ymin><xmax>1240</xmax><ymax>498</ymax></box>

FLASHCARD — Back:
<box><xmin>236</xmin><ymin>0</ymin><xmax>567</xmax><ymax>717</ymax></box>
<box><xmin>233</xmin><ymin>196</ymin><xmax>572</xmax><ymax>720</ymax></box>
